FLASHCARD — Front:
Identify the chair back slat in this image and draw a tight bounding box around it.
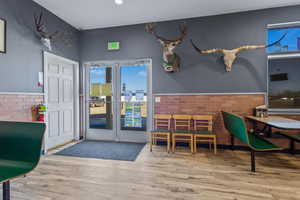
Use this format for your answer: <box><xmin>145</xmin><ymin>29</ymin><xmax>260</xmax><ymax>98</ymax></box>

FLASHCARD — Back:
<box><xmin>173</xmin><ymin>115</ymin><xmax>192</xmax><ymax>131</ymax></box>
<box><xmin>193</xmin><ymin>115</ymin><xmax>213</xmax><ymax>131</ymax></box>
<box><xmin>154</xmin><ymin>114</ymin><xmax>172</xmax><ymax>130</ymax></box>
<box><xmin>221</xmin><ymin>112</ymin><xmax>250</xmax><ymax>145</ymax></box>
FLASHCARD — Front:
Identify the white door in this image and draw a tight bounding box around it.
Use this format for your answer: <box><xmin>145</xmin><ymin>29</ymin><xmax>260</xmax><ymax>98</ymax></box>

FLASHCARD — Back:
<box><xmin>85</xmin><ymin>59</ymin><xmax>152</xmax><ymax>143</ymax></box>
<box><xmin>45</xmin><ymin>53</ymin><xmax>78</xmax><ymax>150</ymax></box>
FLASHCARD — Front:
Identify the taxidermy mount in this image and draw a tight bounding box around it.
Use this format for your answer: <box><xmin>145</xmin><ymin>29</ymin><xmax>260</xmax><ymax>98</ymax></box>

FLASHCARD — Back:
<box><xmin>34</xmin><ymin>12</ymin><xmax>59</xmax><ymax>51</ymax></box>
<box><xmin>190</xmin><ymin>33</ymin><xmax>287</xmax><ymax>72</ymax></box>
<box><xmin>34</xmin><ymin>11</ymin><xmax>73</xmax><ymax>51</ymax></box>
<box><xmin>146</xmin><ymin>23</ymin><xmax>187</xmax><ymax>72</ymax></box>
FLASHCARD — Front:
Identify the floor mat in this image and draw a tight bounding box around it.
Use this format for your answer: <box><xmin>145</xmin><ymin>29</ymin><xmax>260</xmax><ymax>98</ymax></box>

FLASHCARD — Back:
<box><xmin>55</xmin><ymin>141</ymin><xmax>146</xmax><ymax>161</ymax></box>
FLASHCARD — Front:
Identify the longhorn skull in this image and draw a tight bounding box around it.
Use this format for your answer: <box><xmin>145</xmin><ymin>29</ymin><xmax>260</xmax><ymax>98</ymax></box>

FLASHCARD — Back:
<box><xmin>191</xmin><ymin>33</ymin><xmax>287</xmax><ymax>72</ymax></box>
<box><xmin>34</xmin><ymin>12</ymin><xmax>59</xmax><ymax>51</ymax></box>
<box><xmin>146</xmin><ymin>23</ymin><xmax>187</xmax><ymax>72</ymax></box>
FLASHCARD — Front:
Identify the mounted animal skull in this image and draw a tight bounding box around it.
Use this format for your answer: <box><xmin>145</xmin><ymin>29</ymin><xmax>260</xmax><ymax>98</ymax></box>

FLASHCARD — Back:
<box><xmin>190</xmin><ymin>33</ymin><xmax>287</xmax><ymax>72</ymax></box>
<box><xmin>146</xmin><ymin>23</ymin><xmax>187</xmax><ymax>72</ymax></box>
<box><xmin>34</xmin><ymin>12</ymin><xmax>59</xmax><ymax>51</ymax></box>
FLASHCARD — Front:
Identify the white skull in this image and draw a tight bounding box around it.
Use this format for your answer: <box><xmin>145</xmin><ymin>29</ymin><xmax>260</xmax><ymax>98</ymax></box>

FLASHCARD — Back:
<box><xmin>223</xmin><ymin>51</ymin><xmax>237</xmax><ymax>72</ymax></box>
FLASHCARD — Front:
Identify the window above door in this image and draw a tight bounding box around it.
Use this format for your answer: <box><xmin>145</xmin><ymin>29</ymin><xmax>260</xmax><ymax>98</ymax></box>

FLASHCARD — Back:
<box><xmin>267</xmin><ymin>23</ymin><xmax>300</xmax><ymax>54</ymax></box>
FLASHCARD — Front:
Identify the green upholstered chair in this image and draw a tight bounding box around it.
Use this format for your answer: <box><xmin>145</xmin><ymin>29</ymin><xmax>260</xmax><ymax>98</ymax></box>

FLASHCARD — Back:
<box><xmin>222</xmin><ymin>112</ymin><xmax>282</xmax><ymax>172</ymax></box>
<box><xmin>0</xmin><ymin>121</ymin><xmax>46</xmax><ymax>200</ymax></box>
<box><xmin>150</xmin><ymin>114</ymin><xmax>172</xmax><ymax>153</ymax></box>
<box><xmin>172</xmin><ymin>115</ymin><xmax>194</xmax><ymax>153</ymax></box>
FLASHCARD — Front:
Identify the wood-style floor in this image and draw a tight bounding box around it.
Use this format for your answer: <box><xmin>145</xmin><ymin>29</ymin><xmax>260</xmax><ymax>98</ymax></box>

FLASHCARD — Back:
<box><xmin>3</xmin><ymin>144</ymin><xmax>300</xmax><ymax>200</ymax></box>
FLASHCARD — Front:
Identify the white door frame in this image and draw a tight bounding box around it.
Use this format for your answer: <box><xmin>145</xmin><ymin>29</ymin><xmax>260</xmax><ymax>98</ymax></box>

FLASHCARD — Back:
<box><xmin>83</xmin><ymin>58</ymin><xmax>153</xmax><ymax>143</ymax></box>
<box><xmin>43</xmin><ymin>51</ymin><xmax>80</xmax><ymax>153</ymax></box>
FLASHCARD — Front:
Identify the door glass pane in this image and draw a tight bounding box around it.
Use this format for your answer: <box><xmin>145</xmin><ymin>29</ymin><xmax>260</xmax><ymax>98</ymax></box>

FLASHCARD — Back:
<box><xmin>120</xmin><ymin>65</ymin><xmax>147</xmax><ymax>131</ymax></box>
<box><xmin>89</xmin><ymin>66</ymin><xmax>113</xmax><ymax>129</ymax></box>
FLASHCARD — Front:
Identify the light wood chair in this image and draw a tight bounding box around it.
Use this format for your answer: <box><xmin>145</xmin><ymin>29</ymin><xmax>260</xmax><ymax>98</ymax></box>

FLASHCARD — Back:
<box><xmin>192</xmin><ymin>115</ymin><xmax>217</xmax><ymax>154</ymax></box>
<box><xmin>150</xmin><ymin>114</ymin><xmax>172</xmax><ymax>153</ymax></box>
<box><xmin>172</xmin><ymin>115</ymin><xmax>194</xmax><ymax>153</ymax></box>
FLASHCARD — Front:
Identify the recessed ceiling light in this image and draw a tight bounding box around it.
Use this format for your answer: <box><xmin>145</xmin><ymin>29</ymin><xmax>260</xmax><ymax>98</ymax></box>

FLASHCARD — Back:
<box><xmin>115</xmin><ymin>0</ymin><xmax>123</xmax><ymax>5</ymax></box>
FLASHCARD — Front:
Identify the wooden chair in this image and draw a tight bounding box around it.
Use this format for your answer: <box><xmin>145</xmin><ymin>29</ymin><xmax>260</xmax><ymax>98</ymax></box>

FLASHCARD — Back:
<box><xmin>0</xmin><ymin>121</ymin><xmax>46</xmax><ymax>200</ymax></box>
<box><xmin>150</xmin><ymin>114</ymin><xmax>172</xmax><ymax>153</ymax></box>
<box><xmin>193</xmin><ymin>115</ymin><xmax>217</xmax><ymax>154</ymax></box>
<box><xmin>172</xmin><ymin>115</ymin><xmax>194</xmax><ymax>153</ymax></box>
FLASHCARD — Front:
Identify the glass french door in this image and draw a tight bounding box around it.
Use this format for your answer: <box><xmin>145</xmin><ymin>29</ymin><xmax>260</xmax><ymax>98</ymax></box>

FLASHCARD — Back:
<box><xmin>85</xmin><ymin>59</ymin><xmax>151</xmax><ymax>143</ymax></box>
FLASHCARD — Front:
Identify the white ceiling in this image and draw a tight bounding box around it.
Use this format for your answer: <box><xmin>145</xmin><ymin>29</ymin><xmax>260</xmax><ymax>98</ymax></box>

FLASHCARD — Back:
<box><xmin>33</xmin><ymin>0</ymin><xmax>300</xmax><ymax>30</ymax></box>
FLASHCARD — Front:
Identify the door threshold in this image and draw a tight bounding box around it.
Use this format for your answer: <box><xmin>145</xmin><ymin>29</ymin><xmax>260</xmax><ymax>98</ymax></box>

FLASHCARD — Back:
<box><xmin>85</xmin><ymin>139</ymin><xmax>146</xmax><ymax>144</ymax></box>
<box><xmin>47</xmin><ymin>140</ymin><xmax>78</xmax><ymax>153</ymax></box>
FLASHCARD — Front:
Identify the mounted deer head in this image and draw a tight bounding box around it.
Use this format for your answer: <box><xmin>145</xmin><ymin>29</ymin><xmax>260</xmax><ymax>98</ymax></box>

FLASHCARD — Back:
<box><xmin>34</xmin><ymin>12</ymin><xmax>59</xmax><ymax>51</ymax></box>
<box><xmin>146</xmin><ymin>23</ymin><xmax>187</xmax><ymax>72</ymax></box>
<box><xmin>191</xmin><ymin>33</ymin><xmax>287</xmax><ymax>72</ymax></box>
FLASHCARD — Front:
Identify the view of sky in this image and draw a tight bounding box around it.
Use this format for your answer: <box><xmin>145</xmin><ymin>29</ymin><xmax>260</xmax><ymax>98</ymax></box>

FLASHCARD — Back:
<box><xmin>90</xmin><ymin>67</ymin><xmax>106</xmax><ymax>84</ymax></box>
<box><xmin>121</xmin><ymin>65</ymin><xmax>147</xmax><ymax>93</ymax></box>
<box><xmin>90</xmin><ymin>65</ymin><xmax>147</xmax><ymax>93</ymax></box>
<box><xmin>268</xmin><ymin>27</ymin><xmax>300</xmax><ymax>53</ymax></box>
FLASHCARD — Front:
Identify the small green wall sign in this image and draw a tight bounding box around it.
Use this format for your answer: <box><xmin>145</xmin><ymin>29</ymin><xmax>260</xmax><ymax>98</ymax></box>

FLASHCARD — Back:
<box><xmin>108</xmin><ymin>41</ymin><xmax>120</xmax><ymax>50</ymax></box>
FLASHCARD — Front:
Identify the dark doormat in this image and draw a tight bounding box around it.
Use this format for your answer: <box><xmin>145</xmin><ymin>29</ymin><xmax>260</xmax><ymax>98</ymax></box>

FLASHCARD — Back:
<box><xmin>55</xmin><ymin>141</ymin><xmax>146</xmax><ymax>161</ymax></box>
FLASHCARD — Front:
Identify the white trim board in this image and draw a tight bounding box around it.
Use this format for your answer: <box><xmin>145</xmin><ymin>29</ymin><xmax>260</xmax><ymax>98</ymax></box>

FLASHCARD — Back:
<box><xmin>267</xmin><ymin>21</ymin><xmax>300</xmax><ymax>29</ymax></box>
<box><xmin>43</xmin><ymin>51</ymin><xmax>79</xmax><ymax>65</ymax></box>
<box><xmin>268</xmin><ymin>53</ymin><xmax>300</xmax><ymax>60</ymax></box>
<box><xmin>0</xmin><ymin>92</ymin><xmax>45</xmax><ymax>95</ymax></box>
<box><xmin>154</xmin><ymin>92</ymin><xmax>266</xmax><ymax>96</ymax></box>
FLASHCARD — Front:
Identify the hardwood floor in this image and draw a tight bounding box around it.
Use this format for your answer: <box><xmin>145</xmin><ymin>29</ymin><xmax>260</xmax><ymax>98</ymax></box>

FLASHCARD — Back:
<box><xmin>4</xmin><ymin>144</ymin><xmax>300</xmax><ymax>200</ymax></box>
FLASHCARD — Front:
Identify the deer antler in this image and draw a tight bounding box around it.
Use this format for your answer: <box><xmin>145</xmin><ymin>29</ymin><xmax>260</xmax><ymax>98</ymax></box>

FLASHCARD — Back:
<box><xmin>146</xmin><ymin>22</ymin><xmax>187</xmax><ymax>43</ymax></box>
<box><xmin>34</xmin><ymin>11</ymin><xmax>58</xmax><ymax>39</ymax></box>
<box><xmin>174</xmin><ymin>23</ymin><xmax>188</xmax><ymax>42</ymax></box>
<box><xmin>145</xmin><ymin>23</ymin><xmax>167</xmax><ymax>42</ymax></box>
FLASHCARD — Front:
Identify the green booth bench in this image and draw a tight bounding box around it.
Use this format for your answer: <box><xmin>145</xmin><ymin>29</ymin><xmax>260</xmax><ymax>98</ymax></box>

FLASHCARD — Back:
<box><xmin>0</xmin><ymin>121</ymin><xmax>46</xmax><ymax>200</ymax></box>
<box><xmin>222</xmin><ymin>112</ymin><xmax>283</xmax><ymax>172</ymax></box>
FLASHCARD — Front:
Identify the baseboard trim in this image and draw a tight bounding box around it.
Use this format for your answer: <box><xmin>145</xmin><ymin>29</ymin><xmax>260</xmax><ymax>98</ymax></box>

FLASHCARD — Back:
<box><xmin>0</xmin><ymin>92</ymin><xmax>45</xmax><ymax>95</ymax></box>
<box><xmin>156</xmin><ymin>142</ymin><xmax>300</xmax><ymax>154</ymax></box>
<box><xmin>154</xmin><ymin>92</ymin><xmax>266</xmax><ymax>96</ymax></box>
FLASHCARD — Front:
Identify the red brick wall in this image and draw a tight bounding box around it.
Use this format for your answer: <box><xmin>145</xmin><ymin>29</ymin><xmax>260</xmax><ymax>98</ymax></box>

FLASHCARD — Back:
<box><xmin>0</xmin><ymin>93</ymin><xmax>44</xmax><ymax>122</ymax></box>
<box><xmin>154</xmin><ymin>94</ymin><xmax>300</xmax><ymax>149</ymax></box>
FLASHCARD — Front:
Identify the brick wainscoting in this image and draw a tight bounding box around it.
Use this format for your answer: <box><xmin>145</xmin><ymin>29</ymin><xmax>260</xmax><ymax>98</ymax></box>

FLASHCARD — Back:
<box><xmin>0</xmin><ymin>93</ymin><xmax>44</xmax><ymax>122</ymax></box>
<box><xmin>154</xmin><ymin>94</ymin><xmax>300</xmax><ymax>150</ymax></box>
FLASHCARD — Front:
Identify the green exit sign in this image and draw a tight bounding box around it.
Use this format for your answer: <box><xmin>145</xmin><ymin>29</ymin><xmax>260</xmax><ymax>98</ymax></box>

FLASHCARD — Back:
<box><xmin>108</xmin><ymin>41</ymin><xmax>120</xmax><ymax>51</ymax></box>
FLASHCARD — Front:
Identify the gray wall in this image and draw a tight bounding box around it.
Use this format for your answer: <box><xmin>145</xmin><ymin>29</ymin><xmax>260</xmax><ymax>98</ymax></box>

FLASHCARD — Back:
<box><xmin>80</xmin><ymin>5</ymin><xmax>300</xmax><ymax>94</ymax></box>
<box><xmin>0</xmin><ymin>0</ymin><xmax>80</xmax><ymax>93</ymax></box>
<box><xmin>2</xmin><ymin>2</ymin><xmax>300</xmax><ymax>94</ymax></box>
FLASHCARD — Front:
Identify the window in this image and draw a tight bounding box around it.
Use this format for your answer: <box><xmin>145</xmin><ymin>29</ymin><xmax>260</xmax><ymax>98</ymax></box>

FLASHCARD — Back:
<box><xmin>268</xmin><ymin>26</ymin><xmax>300</xmax><ymax>54</ymax></box>
<box><xmin>267</xmin><ymin>23</ymin><xmax>300</xmax><ymax>111</ymax></box>
<box><xmin>268</xmin><ymin>56</ymin><xmax>300</xmax><ymax>109</ymax></box>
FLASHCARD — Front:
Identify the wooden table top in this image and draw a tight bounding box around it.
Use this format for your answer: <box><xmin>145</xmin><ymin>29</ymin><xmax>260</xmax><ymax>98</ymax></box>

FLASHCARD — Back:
<box><xmin>246</xmin><ymin>116</ymin><xmax>300</xmax><ymax>130</ymax></box>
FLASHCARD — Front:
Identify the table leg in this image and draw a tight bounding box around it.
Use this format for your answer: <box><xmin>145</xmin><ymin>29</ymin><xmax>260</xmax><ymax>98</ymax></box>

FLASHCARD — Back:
<box><xmin>230</xmin><ymin>135</ymin><xmax>235</xmax><ymax>150</ymax></box>
<box><xmin>3</xmin><ymin>181</ymin><xmax>10</xmax><ymax>200</ymax></box>
<box><xmin>252</xmin><ymin>121</ymin><xmax>258</xmax><ymax>134</ymax></box>
<box><xmin>266</xmin><ymin>126</ymin><xmax>272</xmax><ymax>138</ymax></box>
<box><xmin>167</xmin><ymin>134</ymin><xmax>171</xmax><ymax>153</ymax></box>
<box><xmin>150</xmin><ymin>133</ymin><xmax>153</xmax><ymax>152</ymax></box>
<box><xmin>289</xmin><ymin>140</ymin><xmax>295</xmax><ymax>155</ymax></box>
<box><xmin>251</xmin><ymin>150</ymin><xmax>256</xmax><ymax>172</ymax></box>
